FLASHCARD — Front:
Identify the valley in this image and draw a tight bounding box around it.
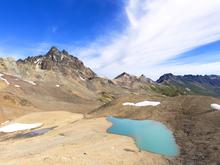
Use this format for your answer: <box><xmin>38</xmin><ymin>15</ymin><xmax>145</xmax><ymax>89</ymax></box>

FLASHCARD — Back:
<box><xmin>0</xmin><ymin>47</ymin><xmax>219</xmax><ymax>165</ymax></box>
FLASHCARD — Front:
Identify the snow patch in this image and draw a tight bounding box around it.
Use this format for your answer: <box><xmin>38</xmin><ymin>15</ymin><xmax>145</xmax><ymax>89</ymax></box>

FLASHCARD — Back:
<box><xmin>56</xmin><ymin>85</ymin><xmax>60</xmax><ymax>87</ymax></box>
<box><xmin>123</xmin><ymin>100</ymin><xmax>160</xmax><ymax>107</ymax></box>
<box><xmin>185</xmin><ymin>88</ymin><xmax>191</xmax><ymax>92</ymax></box>
<box><xmin>34</xmin><ymin>59</ymin><xmax>41</xmax><ymax>64</ymax></box>
<box><xmin>210</xmin><ymin>104</ymin><xmax>220</xmax><ymax>110</ymax></box>
<box><xmin>0</xmin><ymin>123</ymin><xmax>43</xmax><ymax>133</ymax></box>
<box><xmin>24</xmin><ymin>80</ymin><xmax>36</xmax><ymax>85</ymax></box>
<box><xmin>14</xmin><ymin>85</ymin><xmax>20</xmax><ymax>88</ymax></box>
<box><xmin>0</xmin><ymin>73</ymin><xmax>10</xmax><ymax>85</ymax></box>
<box><xmin>123</xmin><ymin>102</ymin><xmax>135</xmax><ymax>106</ymax></box>
<box><xmin>79</xmin><ymin>76</ymin><xmax>85</xmax><ymax>81</ymax></box>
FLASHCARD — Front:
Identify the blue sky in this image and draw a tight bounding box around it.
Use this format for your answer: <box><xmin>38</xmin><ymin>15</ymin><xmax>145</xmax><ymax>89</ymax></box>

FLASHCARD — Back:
<box><xmin>0</xmin><ymin>0</ymin><xmax>220</xmax><ymax>79</ymax></box>
<box><xmin>168</xmin><ymin>40</ymin><xmax>220</xmax><ymax>64</ymax></box>
<box><xmin>0</xmin><ymin>0</ymin><xmax>126</xmax><ymax>56</ymax></box>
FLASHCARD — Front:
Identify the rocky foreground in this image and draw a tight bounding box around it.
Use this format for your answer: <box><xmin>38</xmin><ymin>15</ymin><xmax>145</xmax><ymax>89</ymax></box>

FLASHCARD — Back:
<box><xmin>0</xmin><ymin>111</ymin><xmax>169</xmax><ymax>165</ymax></box>
<box><xmin>88</xmin><ymin>94</ymin><xmax>220</xmax><ymax>165</ymax></box>
<box><xmin>0</xmin><ymin>94</ymin><xmax>219</xmax><ymax>165</ymax></box>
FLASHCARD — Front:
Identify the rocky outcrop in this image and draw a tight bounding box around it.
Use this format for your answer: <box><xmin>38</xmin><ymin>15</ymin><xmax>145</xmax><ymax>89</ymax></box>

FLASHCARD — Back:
<box><xmin>0</xmin><ymin>58</ymin><xmax>19</xmax><ymax>75</ymax></box>
<box><xmin>17</xmin><ymin>47</ymin><xmax>96</xmax><ymax>79</ymax></box>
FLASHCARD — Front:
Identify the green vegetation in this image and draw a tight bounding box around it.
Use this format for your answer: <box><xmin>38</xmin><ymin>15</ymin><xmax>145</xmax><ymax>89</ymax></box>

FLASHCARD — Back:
<box><xmin>98</xmin><ymin>91</ymin><xmax>116</xmax><ymax>103</ymax></box>
<box><xmin>150</xmin><ymin>84</ymin><xmax>186</xmax><ymax>97</ymax></box>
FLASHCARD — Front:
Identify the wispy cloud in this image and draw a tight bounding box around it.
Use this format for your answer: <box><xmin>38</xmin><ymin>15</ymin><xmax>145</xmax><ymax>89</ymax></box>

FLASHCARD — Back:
<box><xmin>75</xmin><ymin>0</ymin><xmax>220</xmax><ymax>79</ymax></box>
<box><xmin>1</xmin><ymin>0</ymin><xmax>219</xmax><ymax>80</ymax></box>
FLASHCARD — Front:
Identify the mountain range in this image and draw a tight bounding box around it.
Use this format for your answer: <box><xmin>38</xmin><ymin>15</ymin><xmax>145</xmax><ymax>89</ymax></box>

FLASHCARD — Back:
<box><xmin>0</xmin><ymin>47</ymin><xmax>219</xmax><ymax>165</ymax></box>
<box><xmin>1</xmin><ymin>47</ymin><xmax>219</xmax><ymax>98</ymax></box>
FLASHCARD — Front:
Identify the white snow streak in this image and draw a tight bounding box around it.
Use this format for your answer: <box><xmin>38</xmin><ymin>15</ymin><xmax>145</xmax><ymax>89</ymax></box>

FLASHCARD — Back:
<box><xmin>210</xmin><ymin>103</ymin><xmax>220</xmax><ymax>110</ymax></box>
<box><xmin>0</xmin><ymin>123</ymin><xmax>43</xmax><ymax>133</ymax></box>
<box><xmin>123</xmin><ymin>100</ymin><xmax>160</xmax><ymax>107</ymax></box>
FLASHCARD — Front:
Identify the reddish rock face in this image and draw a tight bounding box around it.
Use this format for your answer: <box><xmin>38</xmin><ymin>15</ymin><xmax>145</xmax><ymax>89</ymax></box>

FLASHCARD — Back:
<box><xmin>17</xmin><ymin>47</ymin><xmax>96</xmax><ymax>79</ymax></box>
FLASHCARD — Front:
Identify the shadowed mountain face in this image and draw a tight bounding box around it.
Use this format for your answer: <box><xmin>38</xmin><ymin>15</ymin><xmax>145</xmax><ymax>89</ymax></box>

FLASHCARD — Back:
<box><xmin>157</xmin><ymin>73</ymin><xmax>220</xmax><ymax>97</ymax></box>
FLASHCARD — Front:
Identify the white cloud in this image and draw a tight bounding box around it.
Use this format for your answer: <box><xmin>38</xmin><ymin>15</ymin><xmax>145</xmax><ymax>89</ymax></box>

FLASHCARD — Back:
<box><xmin>145</xmin><ymin>62</ymin><xmax>220</xmax><ymax>80</ymax></box>
<box><xmin>76</xmin><ymin>0</ymin><xmax>220</xmax><ymax>79</ymax></box>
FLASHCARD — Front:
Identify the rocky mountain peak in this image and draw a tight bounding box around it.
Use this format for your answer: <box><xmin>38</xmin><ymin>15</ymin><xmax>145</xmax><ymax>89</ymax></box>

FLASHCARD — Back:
<box><xmin>114</xmin><ymin>72</ymin><xmax>135</xmax><ymax>79</ymax></box>
<box><xmin>156</xmin><ymin>73</ymin><xmax>174</xmax><ymax>83</ymax></box>
<box><xmin>16</xmin><ymin>47</ymin><xmax>96</xmax><ymax>79</ymax></box>
<box><xmin>47</xmin><ymin>46</ymin><xmax>60</xmax><ymax>55</ymax></box>
<box><xmin>45</xmin><ymin>47</ymin><xmax>69</xmax><ymax>62</ymax></box>
<box><xmin>113</xmin><ymin>72</ymin><xmax>155</xmax><ymax>88</ymax></box>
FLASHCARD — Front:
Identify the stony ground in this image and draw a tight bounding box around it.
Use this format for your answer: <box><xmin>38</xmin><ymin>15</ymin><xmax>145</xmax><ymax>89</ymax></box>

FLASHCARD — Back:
<box><xmin>0</xmin><ymin>73</ymin><xmax>219</xmax><ymax>165</ymax></box>
<box><xmin>88</xmin><ymin>94</ymin><xmax>220</xmax><ymax>165</ymax></box>
<box><xmin>0</xmin><ymin>111</ymin><xmax>169</xmax><ymax>165</ymax></box>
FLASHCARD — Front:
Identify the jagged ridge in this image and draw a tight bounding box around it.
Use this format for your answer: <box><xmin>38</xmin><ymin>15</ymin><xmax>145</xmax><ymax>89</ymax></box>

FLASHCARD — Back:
<box><xmin>17</xmin><ymin>47</ymin><xmax>96</xmax><ymax>79</ymax></box>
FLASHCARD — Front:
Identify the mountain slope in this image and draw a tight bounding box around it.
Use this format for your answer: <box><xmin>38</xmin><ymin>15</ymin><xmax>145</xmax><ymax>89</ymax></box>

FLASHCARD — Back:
<box><xmin>0</xmin><ymin>48</ymin><xmax>220</xmax><ymax>165</ymax></box>
<box><xmin>113</xmin><ymin>72</ymin><xmax>155</xmax><ymax>89</ymax></box>
<box><xmin>17</xmin><ymin>47</ymin><xmax>96</xmax><ymax>79</ymax></box>
<box><xmin>157</xmin><ymin>73</ymin><xmax>220</xmax><ymax>97</ymax></box>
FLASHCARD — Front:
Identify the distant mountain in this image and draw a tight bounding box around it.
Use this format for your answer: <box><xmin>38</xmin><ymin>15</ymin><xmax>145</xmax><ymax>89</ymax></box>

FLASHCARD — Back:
<box><xmin>0</xmin><ymin>47</ymin><xmax>220</xmax><ymax>98</ymax></box>
<box><xmin>113</xmin><ymin>72</ymin><xmax>154</xmax><ymax>88</ymax></box>
<box><xmin>157</xmin><ymin>73</ymin><xmax>220</xmax><ymax>97</ymax></box>
<box><xmin>0</xmin><ymin>48</ymin><xmax>219</xmax><ymax>165</ymax></box>
<box><xmin>114</xmin><ymin>72</ymin><xmax>139</xmax><ymax>87</ymax></box>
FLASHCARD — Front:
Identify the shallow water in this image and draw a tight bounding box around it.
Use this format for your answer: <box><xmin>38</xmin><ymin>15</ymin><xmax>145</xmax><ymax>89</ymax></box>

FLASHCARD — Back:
<box><xmin>107</xmin><ymin>116</ymin><xmax>179</xmax><ymax>156</ymax></box>
<box><xmin>15</xmin><ymin>126</ymin><xmax>57</xmax><ymax>138</ymax></box>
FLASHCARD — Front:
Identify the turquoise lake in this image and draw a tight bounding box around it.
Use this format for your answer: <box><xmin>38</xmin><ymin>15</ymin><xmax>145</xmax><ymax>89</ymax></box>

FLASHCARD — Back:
<box><xmin>107</xmin><ymin>116</ymin><xmax>179</xmax><ymax>156</ymax></box>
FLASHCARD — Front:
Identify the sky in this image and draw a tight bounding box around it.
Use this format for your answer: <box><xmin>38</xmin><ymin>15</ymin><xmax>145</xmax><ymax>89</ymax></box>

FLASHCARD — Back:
<box><xmin>0</xmin><ymin>0</ymin><xmax>220</xmax><ymax>80</ymax></box>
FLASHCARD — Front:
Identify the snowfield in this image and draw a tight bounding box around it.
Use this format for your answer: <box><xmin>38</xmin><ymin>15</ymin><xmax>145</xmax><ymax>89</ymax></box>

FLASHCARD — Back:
<box><xmin>210</xmin><ymin>104</ymin><xmax>220</xmax><ymax>110</ymax></box>
<box><xmin>0</xmin><ymin>123</ymin><xmax>43</xmax><ymax>133</ymax></box>
<box><xmin>123</xmin><ymin>101</ymin><xmax>160</xmax><ymax>107</ymax></box>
